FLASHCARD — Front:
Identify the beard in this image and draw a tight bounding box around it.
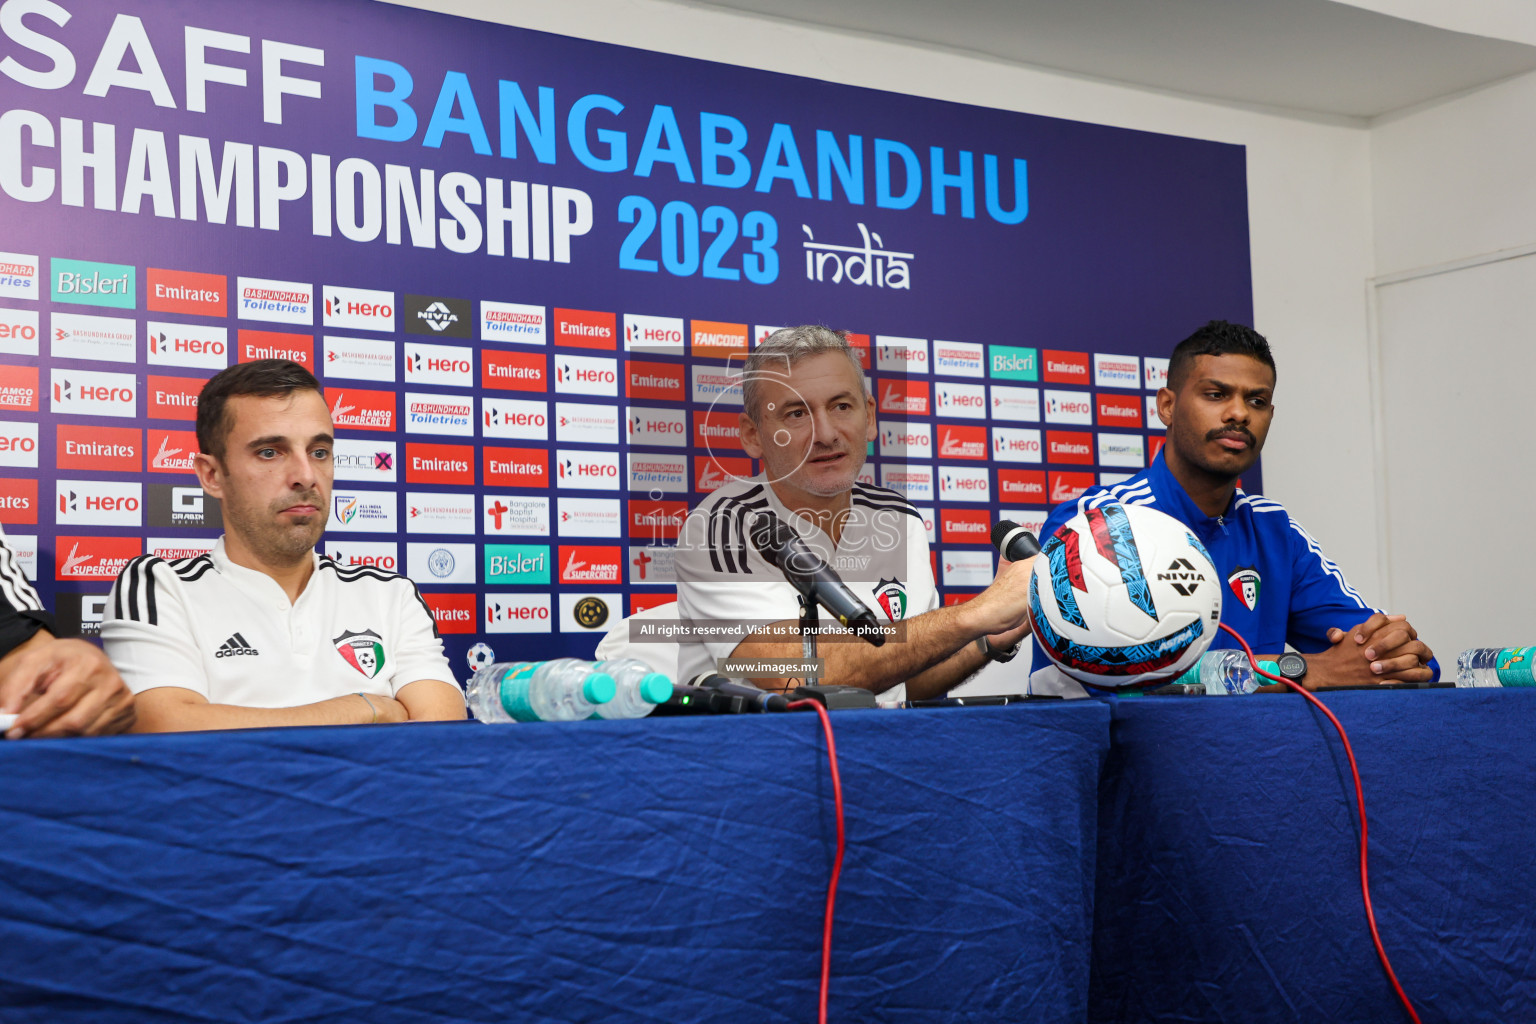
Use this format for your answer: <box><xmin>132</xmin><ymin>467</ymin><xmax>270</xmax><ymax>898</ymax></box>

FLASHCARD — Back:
<box><xmin>792</xmin><ymin>445</ymin><xmax>867</xmax><ymax>497</ymax></box>
<box><xmin>224</xmin><ymin>491</ymin><xmax>326</xmax><ymax>565</ymax></box>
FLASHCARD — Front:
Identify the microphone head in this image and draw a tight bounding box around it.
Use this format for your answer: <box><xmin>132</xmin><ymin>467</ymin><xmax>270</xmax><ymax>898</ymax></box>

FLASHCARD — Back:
<box><xmin>748</xmin><ymin>511</ymin><xmax>801</xmax><ymax>569</ymax></box>
<box><xmin>991</xmin><ymin>520</ymin><xmax>1019</xmax><ymax>550</ymax></box>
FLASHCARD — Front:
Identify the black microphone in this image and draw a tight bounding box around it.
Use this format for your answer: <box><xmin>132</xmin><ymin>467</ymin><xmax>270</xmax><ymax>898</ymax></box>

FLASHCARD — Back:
<box><xmin>748</xmin><ymin>512</ymin><xmax>887</xmax><ymax>646</ymax></box>
<box><xmin>689</xmin><ymin>672</ymin><xmax>790</xmax><ymax>713</ymax></box>
<box><xmin>991</xmin><ymin>520</ymin><xmax>1041</xmax><ymax>562</ymax></box>
<box><xmin>653</xmin><ymin>683</ymin><xmax>749</xmax><ymax>716</ymax></box>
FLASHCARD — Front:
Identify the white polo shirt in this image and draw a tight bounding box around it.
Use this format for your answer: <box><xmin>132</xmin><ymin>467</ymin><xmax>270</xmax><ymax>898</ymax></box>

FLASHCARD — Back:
<box><xmin>102</xmin><ymin>538</ymin><xmax>460</xmax><ymax>708</ymax></box>
<box><xmin>674</xmin><ymin>476</ymin><xmax>939</xmax><ymax>700</ymax></box>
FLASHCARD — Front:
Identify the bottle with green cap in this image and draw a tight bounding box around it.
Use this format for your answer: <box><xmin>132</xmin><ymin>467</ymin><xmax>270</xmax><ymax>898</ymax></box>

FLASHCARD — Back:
<box><xmin>591</xmin><ymin>658</ymin><xmax>674</xmax><ymax>719</ymax></box>
<box><xmin>467</xmin><ymin>659</ymin><xmax>617</xmax><ymax>722</ymax></box>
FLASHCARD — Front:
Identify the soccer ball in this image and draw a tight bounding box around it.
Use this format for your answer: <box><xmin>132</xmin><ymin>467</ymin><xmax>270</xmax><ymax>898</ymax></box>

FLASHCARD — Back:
<box><xmin>466</xmin><ymin>642</ymin><xmax>497</xmax><ymax>673</ymax></box>
<box><xmin>1029</xmin><ymin>502</ymin><xmax>1222</xmax><ymax>689</ymax></box>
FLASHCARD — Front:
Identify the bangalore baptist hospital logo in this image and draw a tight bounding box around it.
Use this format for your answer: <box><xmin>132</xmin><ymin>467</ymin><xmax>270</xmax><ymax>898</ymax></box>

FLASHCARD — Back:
<box><xmin>333</xmin><ymin>628</ymin><xmax>386</xmax><ymax>679</ymax></box>
<box><xmin>1227</xmin><ymin>567</ymin><xmax>1261</xmax><ymax>612</ymax></box>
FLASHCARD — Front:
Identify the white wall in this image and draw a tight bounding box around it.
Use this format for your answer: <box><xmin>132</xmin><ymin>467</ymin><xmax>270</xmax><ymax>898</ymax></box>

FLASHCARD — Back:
<box><xmin>390</xmin><ymin>0</ymin><xmax>1385</xmax><ymax>602</ymax></box>
<box><xmin>1369</xmin><ymin>69</ymin><xmax>1536</xmax><ymax>657</ymax></box>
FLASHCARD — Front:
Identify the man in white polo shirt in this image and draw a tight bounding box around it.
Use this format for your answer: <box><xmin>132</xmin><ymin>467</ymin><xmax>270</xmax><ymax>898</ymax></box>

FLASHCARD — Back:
<box><xmin>102</xmin><ymin>360</ymin><xmax>464</xmax><ymax>731</ymax></box>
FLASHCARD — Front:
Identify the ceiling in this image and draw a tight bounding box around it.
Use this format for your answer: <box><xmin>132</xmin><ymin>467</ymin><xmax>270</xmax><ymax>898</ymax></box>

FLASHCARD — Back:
<box><xmin>684</xmin><ymin>0</ymin><xmax>1536</xmax><ymax>119</ymax></box>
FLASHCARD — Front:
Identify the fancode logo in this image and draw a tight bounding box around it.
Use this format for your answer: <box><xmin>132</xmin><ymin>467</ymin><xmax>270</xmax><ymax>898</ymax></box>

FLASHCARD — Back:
<box><xmin>626</xmin><ymin>360</ymin><xmax>685</xmax><ymax>402</ymax></box>
<box><xmin>623</xmin><ymin>314</ymin><xmax>685</xmax><ymax>351</ymax></box>
<box><xmin>879</xmin><ymin>380</ymin><xmax>930</xmax><ymax>415</ymax></box>
<box><xmin>147</xmin><ymin>268</ymin><xmax>226</xmax><ymax>317</ymax></box>
<box><xmin>988</xmin><ymin>345</ymin><xmax>1038</xmax><ymax>381</ymax></box>
<box><xmin>0</xmin><ymin>251</ymin><xmax>40</xmax><ymax>299</ymax></box>
<box><xmin>484</xmin><ymin>446</ymin><xmax>550</xmax><ymax>488</ymax></box>
<box><xmin>403</xmin><ymin>295</ymin><xmax>472</xmax><ymax>338</ymax></box>
<box><xmin>322</xmin><ymin>286</ymin><xmax>394</xmax><ymax>332</ymax></box>
<box><xmin>55</xmin><ymin>536</ymin><xmax>141</xmax><ymax>579</ymax></box>
<box><xmin>483</xmin><ymin>350</ymin><xmax>548</xmax><ymax>392</ymax></box>
<box><xmin>51</xmin><ymin>369</ymin><xmax>138</xmax><ymax>418</ymax></box>
<box><xmin>56</xmin><ymin>425</ymin><xmax>140</xmax><ymax>471</ymax></box>
<box><xmin>238</xmin><ymin>329</ymin><xmax>312</xmax><ymax>366</ymax></box>
<box><xmin>559</xmin><ymin>545</ymin><xmax>622</xmax><ymax>584</ymax></box>
<box><xmin>554</xmin><ymin>308</ymin><xmax>617</xmax><ymax>350</ymax></box>
<box><xmin>1043</xmin><ymin>349</ymin><xmax>1090</xmax><ymax>384</ymax></box>
<box><xmin>1047</xmin><ymin>430</ymin><xmax>1094</xmax><ymax>465</ymax></box>
<box><xmin>481</xmin><ymin>301</ymin><xmax>546</xmax><ymax>344</ymax></box>
<box><xmin>482</xmin><ymin>398</ymin><xmax>549</xmax><ymax>440</ymax></box>
<box><xmin>51</xmin><ymin>258</ymin><xmax>134</xmax><ymax>309</ymax></box>
<box><xmin>238</xmin><ymin>276</ymin><xmax>313</xmax><ymax>324</ymax></box>
<box><xmin>0</xmin><ymin>479</ymin><xmax>37</xmax><ymax>523</ymax></box>
<box><xmin>405</xmin><ymin>443</ymin><xmax>475</xmax><ymax>485</ymax></box>
<box><xmin>326</xmin><ymin>388</ymin><xmax>396</xmax><ymax>432</ymax></box>
<box><xmin>690</xmin><ymin>320</ymin><xmax>749</xmax><ymax>359</ymax></box>
<box><xmin>147</xmin><ymin>322</ymin><xmax>228</xmax><ymax>370</ymax></box>
<box><xmin>0</xmin><ymin>307</ymin><xmax>40</xmax><ymax>356</ymax></box>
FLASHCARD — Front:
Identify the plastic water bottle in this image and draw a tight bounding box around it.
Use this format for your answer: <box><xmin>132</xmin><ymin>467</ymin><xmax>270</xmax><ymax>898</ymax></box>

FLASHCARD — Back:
<box><xmin>1456</xmin><ymin>647</ymin><xmax>1536</xmax><ymax>687</ymax></box>
<box><xmin>591</xmin><ymin>658</ymin><xmax>674</xmax><ymax>719</ymax></box>
<box><xmin>467</xmin><ymin>660</ymin><xmax>617</xmax><ymax>722</ymax></box>
<box><xmin>1170</xmin><ymin>649</ymin><xmax>1280</xmax><ymax>696</ymax></box>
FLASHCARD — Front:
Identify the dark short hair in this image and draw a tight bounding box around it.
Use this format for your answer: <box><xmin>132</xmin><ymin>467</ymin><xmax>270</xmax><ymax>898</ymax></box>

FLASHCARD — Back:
<box><xmin>1166</xmin><ymin>321</ymin><xmax>1276</xmax><ymax>392</ymax></box>
<box><xmin>196</xmin><ymin>359</ymin><xmax>323</xmax><ymax>459</ymax></box>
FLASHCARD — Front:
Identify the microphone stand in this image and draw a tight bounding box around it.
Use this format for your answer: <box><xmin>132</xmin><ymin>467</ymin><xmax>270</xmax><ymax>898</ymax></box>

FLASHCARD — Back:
<box><xmin>799</xmin><ymin>591</ymin><xmax>822</xmax><ymax>686</ymax></box>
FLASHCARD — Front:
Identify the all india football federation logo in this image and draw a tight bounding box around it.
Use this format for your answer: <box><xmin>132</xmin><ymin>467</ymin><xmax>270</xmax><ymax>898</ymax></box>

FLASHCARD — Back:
<box><xmin>873</xmin><ymin>578</ymin><xmax>907</xmax><ymax>620</ymax></box>
<box><xmin>1227</xmin><ymin>567</ymin><xmax>1261</xmax><ymax>612</ymax></box>
<box><xmin>334</xmin><ymin>495</ymin><xmax>358</xmax><ymax>524</ymax></box>
<box><xmin>334</xmin><ymin>628</ymin><xmax>387</xmax><ymax>679</ymax></box>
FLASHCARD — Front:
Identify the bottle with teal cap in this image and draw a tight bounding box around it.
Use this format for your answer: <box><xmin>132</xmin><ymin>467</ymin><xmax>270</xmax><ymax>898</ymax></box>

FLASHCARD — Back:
<box><xmin>590</xmin><ymin>658</ymin><xmax>674</xmax><ymax>719</ymax></box>
<box><xmin>1167</xmin><ymin>649</ymin><xmax>1281</xmax><ymax>696</ymax></box>
<box><xmin>467</xmin><ymin>659</ymin><xmax>617</xmax><ymax>722</ymax></box>
<box><xmin>1456</xmin><ymin>648</ymin><xmax>1536</xmax><ymax>687</ymax></box>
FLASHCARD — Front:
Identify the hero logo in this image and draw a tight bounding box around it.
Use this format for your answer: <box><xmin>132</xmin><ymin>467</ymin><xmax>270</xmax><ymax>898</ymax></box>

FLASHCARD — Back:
<box><xmin>50</xmin><ymin>369</ymin><xmax>137</xmax><ymax>418</ymax></box>
<box><xmin>1144</xmin><ymin>357</ymin><xmax>1170</xmax><ymax>390</ymax></box>
<box><xmin>325</xmin><ymin>543</ymin><xmax>399</xmax><ymax>573</ymax></box>
<box><xmin>56</xmin><ymin>480</ymin><xmax>143</xmax><ymax>526</ymax></box>
<box><xmin>879</xmin><ymin>381</ymin><xmax>929</xmax><ymax>415</ymax></box>
<box><xmin>880</xmin><ymin>424</ymin><xmax>931</xmax><ymax>455</ymax></box>
<box><xmin>482</xmin><ymin>399</ymin><xmax>549</xmax><ymax>440</ymax></box>
<box><xmin>622</xmin><ymin>314</ymin><xmax>685</xmax><ymax>351</ymax></box>
<box><xmin>559</xmin><ymin>546</ymin><xmax>622</xmax><ymax>584</ymax></box>
<box><xmin>1047</xmin><ymin>431</ymin><xmax>1094</xmax><ymax>465</ymax></box>
<box><xmin>322</xmin><ymin>286</ymin><xmax>394</xmax><ymax>332</ymax></box>
<box><xmin>935</xmin><ymin>382</ymin><xmax>986</xmax><ymax>419</ymax></box>
<box><xmin>485</xmin><ymin>594</ymin><xmax>554</xmax><ymax>634</ymax></box>
<box><xmin>0</xmin><ymin>422</ymin><xmax>38</xmax><ymax>468</ymax></box>
<box><xmin>627</xmin><ymin>407</ymin><xmax>687</xmax><ymax>447</ymax></box>
<box><xmin>238</xmin><ymin>276</ymin><xmax>313</xmax><ymax>325</ymax></box>
<box><xmin>554</xmin><ymin>355</ymin><xmax>619</xmax><ymax>396</ymax></box>
<box><xmin>404</xmin><ymin>343</ymin><xmax>473</xmax><ymax>387</ymax></box>
<box><xmin>875</xmin><ymin>336</ymin><xmax>929</xmax><ymax>372</ymax></box>
<box><xmin>991</xmin><ymin>427</ymin><xmax>1043</xmax><ymax>464</ymax></box>
<box><xmin>937</xmin><ymin>426</ymin><xmax>987</xmax><ymax>460</ymax></box>
<box><xmin>932</xmin><ymin>341</ymin><xmax>984</xmax><ymax>378</ymax></box>
<box><xmin>1042</xmin><ymin>349</ymin><xmax>1090</xmax><ymax>384</ymax></box>
<box><xmin>938</xmin><ymin>467</ymin><xmax>991</xmax><ymax>503</ymax></box>
<box><xmin>0</xmin><ymin>308</ymin><xmax>39</xmax><ymax>355</ymax></box>
<box><xmin>483</xmin><ymin>301</ymin><xmax>547</xmax><ymax>345</ymax></box>
<box><xmin>147</xmin><ymin>322</ymin><xmax>228</xmax><ymax>369</ymax></box>
<box><xmin>0</xmin><ymin>251</ymin><xmax>39</xmax><ymax>300</ymax></box>
<box><xmin>1094</xmin><ymin>353</ymin><xmax>1141</xmax><ymax>389</ymax></box>
<box><xmin>556</xmin><ymin>449</ymin><xmax>621</xmax><ymax>490</ymax></box>
<box><xmin>1044</xmin><ymin>390</ymin><xmax>1093</xmax><ymax>425</ymax></box>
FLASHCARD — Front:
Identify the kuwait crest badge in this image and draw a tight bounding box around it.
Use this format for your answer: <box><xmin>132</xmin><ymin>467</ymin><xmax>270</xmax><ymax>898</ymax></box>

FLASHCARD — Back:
<box><xmin>873</xmin><ymin>578</ymin><xmax>907</xmax><ymax>620</ymax></box>
<box><xmin>1227</xmin><ymin>567</ymin><xmax>1261</xmax><ymax>612</ymax></box>
<box><xmin>333</xmin><ymin>628</ymin><xmax>387</xmax><ymax>679</ymax></box>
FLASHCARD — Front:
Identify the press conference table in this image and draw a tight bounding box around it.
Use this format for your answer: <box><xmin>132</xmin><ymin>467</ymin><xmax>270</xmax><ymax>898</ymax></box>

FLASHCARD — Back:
<box><xmin>1</xmin><ymin>690</ymin><xmax>1531</xmax><ymax>1023</ymax></box>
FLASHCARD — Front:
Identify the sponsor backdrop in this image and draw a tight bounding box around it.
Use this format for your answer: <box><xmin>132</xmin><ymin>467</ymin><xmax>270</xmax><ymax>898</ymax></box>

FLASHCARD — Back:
<box><xmin>0</xmin><ymin>0</ymin><xmax>1253</xmax><ymax>675</ymax></box>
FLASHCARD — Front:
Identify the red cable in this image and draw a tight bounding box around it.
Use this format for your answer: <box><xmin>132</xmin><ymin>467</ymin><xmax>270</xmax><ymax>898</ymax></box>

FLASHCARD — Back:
<box><xmin>1218</xmin><ymin>623</ymin><xmax>1423</xmax><ymax>1024</ymax></box>
<box><xmin>788</xmin><ymin>698</ymin><xmax>845</xmax><ymax>1024</ymax></box>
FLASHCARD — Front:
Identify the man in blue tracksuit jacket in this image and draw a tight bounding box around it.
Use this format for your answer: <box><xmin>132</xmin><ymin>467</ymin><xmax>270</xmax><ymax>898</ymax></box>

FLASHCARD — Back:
<box><xmin>1027</xmin><ymin>321</ymin><xmax>1436</xmax><ymax>696</ymax></box>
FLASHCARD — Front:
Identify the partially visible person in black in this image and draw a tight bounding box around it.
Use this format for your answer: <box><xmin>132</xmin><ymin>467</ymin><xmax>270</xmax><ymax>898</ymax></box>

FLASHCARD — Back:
<box><xmin>0</xmin><ymin>530</ymin><xmax>135</xmax><ymax>738</ymax></box>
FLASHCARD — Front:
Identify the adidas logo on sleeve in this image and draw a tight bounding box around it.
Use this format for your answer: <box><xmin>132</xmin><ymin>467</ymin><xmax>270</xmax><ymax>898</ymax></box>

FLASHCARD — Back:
<box><xmin>215</xmin><ymin>632</ymin><xmax>260</xmax><ymax>658</ymax></box>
